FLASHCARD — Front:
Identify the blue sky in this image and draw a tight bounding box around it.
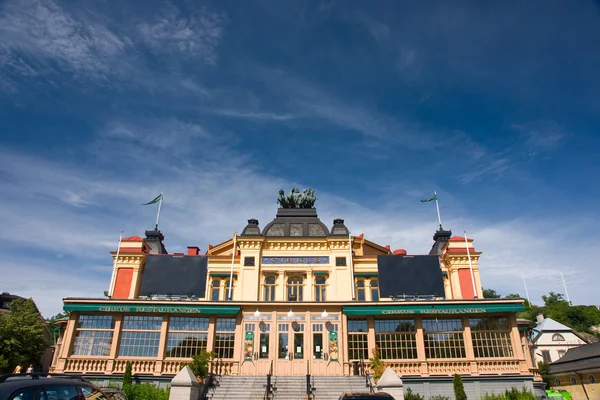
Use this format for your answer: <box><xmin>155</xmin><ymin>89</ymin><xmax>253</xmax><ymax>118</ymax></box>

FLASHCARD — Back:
<box><xmin>1</xmin><ymin>0</ymin><xmax>599</xmax><ymax>317</ymax></box>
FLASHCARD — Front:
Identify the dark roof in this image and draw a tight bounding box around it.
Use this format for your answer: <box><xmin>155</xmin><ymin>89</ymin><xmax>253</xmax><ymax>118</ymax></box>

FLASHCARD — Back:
<box><xmin>259</xmin><ymin>208</ymin><xmax>331</xmax><ymax>237</ymax></box>
<box><xmin>139</xmin><ymin>255</ymin><xmax>208</xmax><ymax>298</ymax></box>
<box><xmin>429</xmin><ymin>228</ymin><xmax>452</xmax><ymax>255</ymax></box>
<box><xmin>549</xmin><ymin>341</ymin><xmax>600</xmax><ymax>374</ymax></box>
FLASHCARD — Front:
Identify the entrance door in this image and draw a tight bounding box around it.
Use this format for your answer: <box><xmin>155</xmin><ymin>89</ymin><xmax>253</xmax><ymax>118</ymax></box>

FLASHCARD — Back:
<box><xmin>276</xmin><ymin>322</ymin><xmax>307</xmax><ymax>375</ymax></box>
<box><xmin>240</xmin><ymin>322</ymin><xmax>273</xmax><ymax>375</ymax></box>
<box><xmin>311</xmin><ymin>322</ymin><xmax>343</xmax><ymax>376</ymax></box>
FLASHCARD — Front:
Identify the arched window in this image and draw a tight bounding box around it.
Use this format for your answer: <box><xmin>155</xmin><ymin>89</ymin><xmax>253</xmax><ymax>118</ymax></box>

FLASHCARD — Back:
<box><xmin>315</xmin><ymin>276</ymin><xmax>326</xmax><ymax>302</ymax></box>
<box><xmin>287</xmin><ymin>276</ymin><xmax>303</xmax><ymax>301</ymax></box>
<box><xmin>211</xmin><ymin>280</ymin><xmax>221</xmax><ymax>301</ymax></box>
<box><xmin>370</xmin><ymin>279</ymin><xmax>379</xmax><ymax>301</ymax></box>
<box><xmin>552</xmin><ymin>333</ymin><xmax>565</xmax><ymax>341</ymax></box>
<box><xmin>264</xmin><ymin>276</ymin><xmax>276</xmax><ymax>302</ymax></box>
<box><xmin>356</xmin><ymin>279</ymin><xmax>366</xmax><ymax>302</ymax></box>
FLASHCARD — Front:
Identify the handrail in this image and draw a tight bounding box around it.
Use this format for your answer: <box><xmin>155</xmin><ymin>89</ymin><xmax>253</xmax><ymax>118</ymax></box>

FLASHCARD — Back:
<box><xmin>264</xmin><ymin>360</ymin><xmax>274</xmax><ymax>400</ymax></box>
<box><xmin>199</xmin><ymin>373</ymin><xmax>215</xmax><ymax>400</ymax></box>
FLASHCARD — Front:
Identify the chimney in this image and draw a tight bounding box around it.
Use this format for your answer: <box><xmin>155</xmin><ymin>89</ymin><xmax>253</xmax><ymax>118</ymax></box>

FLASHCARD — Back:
<box><xmin>536</xmin><ymin>314</ymin><xmax>544</xmax><ymax>324</ymax></box>
<box><xmin>187</xmin><ymin>246</ymin><xmax>200</xmax><ymax>256</ymax></box>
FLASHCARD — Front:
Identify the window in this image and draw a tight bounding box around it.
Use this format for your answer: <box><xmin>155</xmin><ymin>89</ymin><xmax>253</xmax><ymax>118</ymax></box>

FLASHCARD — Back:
<box><xmin>313</xmin><ymin>324</ymin><xmax>324</xmax><ymax>359</ymax></box>
<box><xmin>375</xmin><ymin>319</ymin><xmax>417</xmax><ymax>359</ymax></box>
<box><xmin>264</xmin><ymin>276</ymin><xmax>276</xmax><ymax>301</ymax></box>
<box><xmin>557</xmin><ymin>350</ymin><xmax>566</xmax><ymax>359</ymax></box>
<box><xmin>552</xmin><ymin>333</ymin><xmax>565</xmax><ymax>341</ymax></box>
<box><xmin>278</xmin><ymin>323</ymin><xmax>289</xmax><ymax>359</ymax></box>
<box><xmin>224</xmin><ymin>280</ymin><xmax>233</xmax><ymax>300</ymax></box>
<box><xmin>9</xmin><ymin>388</ymin><xmax>35</xmax><ymax>400</ymax></box>
<box><xmin>315</xmin><ymin>276</ymin><xmax>327</xmax><ymax>302</ymax></box>
<box><xmin>71</xmin><ymin>315</ymin><xmax>115</xmax><ymax>356</ymax></box>
<box><xmin>469</xmin><ymin>317</ymin><xmax>513</xmax><ymax>358</ymax></box>
<box><xmin>81</xmin><ymin>386</ymin><xmax>108</xmax><ymax>400</ymax></box>
<box><xmin>259</xmin><ymin>323</ymin><xmax>270</xmax><ymax>359</ymax></box>
<box><xmin>422</xmin><ymin>318</ymin><xmax>466</xmax><ymax>359</ymax></box>
<box><xmin>211</xmin><ymin>280</ymin><xmax>221</xmax><ymax>301</ymax></box>
<box><xmin>118</xmin><ymin>316</ymin><xmax>162</xmax><ymax>357</ymax></box>
<box><xmin>244</xmin><ymin>257</ymin><xmax>255</xmax><ymax>266</ymax></box>
<box><xmin>214</xmin><ymin>318</ymin><xmax>236</xmax><ymax>358</ymax></box>
<box><xmin>348</xmin><ymin>319</ymin><xmax>368</xmax><ymax>360</ymax></box>
<box><xmin>554</xmin><ymin>378</ymin><xmax>561</xmax><ymax>386</ymax></box>
<box><xmin>336</xmin><ymin>257</ymin><xmax>347</xmax><ymax>266</ymax></box>
<box><xmin>287</xmin><ymin>276</ymin><xmax>304</xmax><ymax>301</ymax></box>
<box><xmin>541</xmin><ymin>350</ymin><xmax>552</xmax><ymax>364</ymax></box>
<box><xmin>356</xmin><ymin>280</ymin><xmax>366</xmax><ymax>301</ymax></box>
<box><xmin>166</xmin><ymin>317</ymin><xmax>209</xmax><ymax>358</ymax></box>
<box><xmin>570</xmin><ymin>377</ymin><xmax>577</xmax><ymax>385</ymax></box>
<box><xmin>44</xmin><ymin>386</ymin><xmax>79</xmax><ymax>400</ymax></box>
<box><xmin>370</xmin><ymin>280</ymin><xmax>379</xmax><ymax>301</ymax></box>
<box><xmin>588</xmin><ymin>375</ymin><xmax>596</xmax><ymax>384</ymax></box>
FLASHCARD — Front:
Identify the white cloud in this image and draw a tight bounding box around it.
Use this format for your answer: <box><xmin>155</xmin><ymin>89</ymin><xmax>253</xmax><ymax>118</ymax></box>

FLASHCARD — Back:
<box><xmin>137</xmin><ymin>5</ymin><xmax>225</xmax><ymax>65</ymax></box>
<box><xmin>512</xmin><ymin>120</ymin><xmax>568</xmax><ymax>153</ymax></box>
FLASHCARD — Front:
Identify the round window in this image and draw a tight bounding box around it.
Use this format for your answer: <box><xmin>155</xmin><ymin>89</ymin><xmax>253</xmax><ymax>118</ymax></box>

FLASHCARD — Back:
<box><xmin>589</xmin><ymin>375</ymin><xmax>596</xmax><ymax>384</ymax></box>
<box><xmin>554</xmin><ymin>378</ymin><xmax>561</xmax><ymax>386</ymax></box>
<box><xmin>570</xmin><ymin>377</ymin><xmax>577</xmax><ymax>385</ymax></box>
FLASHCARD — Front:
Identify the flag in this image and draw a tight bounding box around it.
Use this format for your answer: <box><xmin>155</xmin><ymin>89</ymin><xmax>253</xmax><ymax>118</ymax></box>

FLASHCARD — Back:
<box><xmin>142</xmin><ymin>194</ymin><xmax>162</xmax><ymax>205</ymax></box>
<box><xmin>420</xmin><ymin>195</ymin><xmax>437</xmax><ymax>203</ymax></box>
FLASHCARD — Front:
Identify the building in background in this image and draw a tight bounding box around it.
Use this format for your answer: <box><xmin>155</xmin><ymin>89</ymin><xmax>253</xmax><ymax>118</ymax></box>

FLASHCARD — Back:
<box><xmin>549</xmin><ymin>341</ymin><xmax>600</xmax><ymax>400</ymax></box>
<box><xmin>52</xmin><ymin>192</ymin><xmax>542</xmax><ymax>396</ymax></box>
<box><xmin>533</xmin><ymin>315</ymin><xmax>590</xmax><ymax>365</ymax></box>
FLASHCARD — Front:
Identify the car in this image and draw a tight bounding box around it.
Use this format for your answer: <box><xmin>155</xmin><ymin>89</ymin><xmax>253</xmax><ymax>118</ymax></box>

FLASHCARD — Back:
<box><xmin>0</xmin><ymin>374</ymin><xmax>108</xmax><ymax>400</ymax></box>
<box><xmin>98</xmin><ymin>388</ymin><xmax>127</xmax><ymax>400</ymax></box>
<box><xmin>338</xmin><ymin>392</ymin><xmax>396</xmax><ymax>400</ymax></box>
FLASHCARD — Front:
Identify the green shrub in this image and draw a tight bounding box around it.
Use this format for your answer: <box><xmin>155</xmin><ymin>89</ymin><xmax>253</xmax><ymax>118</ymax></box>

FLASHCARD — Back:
<box><xmin>479</xmin><ymin>388</ymin><xmax>538</xmax><ymax>400</ymax></box>
<box><xmin>453</xmin><ymin>374</ymin><xmax>467</xmax><ymax>400</ymax></box>
<box><xmin>480</xmin><ymin>394</ymin><xmax>505</xmax><ymax>400</ymax></box>
<box><xmin>429</xmin><ymin>396</ymin><xmax>450</xmax><ymax>400</ymax></box>
<box><xmin>405</xmin><ymin>388</ymin><xmax>425</xmax><ymax>400</ymax></box>
<box><xmin>184</xmin><ymin>350</ymin><xmax>215</xmax><ymax>379</ymax></box>
<box><xmin>368</xmin><ymin>346</ymin><xmax>385</xmax><ymax>381</ymax></box>
<box><xmin>123</xmin><ymin>362</ymin><xmax>133</xmax><ymax>386</ymax></box>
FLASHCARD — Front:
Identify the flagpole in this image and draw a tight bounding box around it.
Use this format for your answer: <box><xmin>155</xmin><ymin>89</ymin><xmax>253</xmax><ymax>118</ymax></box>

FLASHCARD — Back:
<box><xmin>464</xmin><ymin>231</ymin><xmax>478</xmax><ymax>299</ymax></box>
<box><xmin>349</xmin><ymin>232</ymin><xmax>356</xmax><ymax>301</ymax></box>
<box><xmin>155</xmin><ymin>192</ymin><xmax>163</xmax><ymax>230</ymax></box>
<box><xmin>108</xmin><ymin>231</ymin><xmax>123</xmax><ymax>298</ymax></box>
<box><xmin>521</xmin><ymin>273</ymin><xmax>531</xmax><ymax>306</ymax></box>
<box><xmin>560</xmin><ymin>272</ymin><xmax>571</xmax><ymax>305</ymax></box>
<box><xmin>227</xmin><ymin>232</ymin><xmax>237</xmax><ymax>301</ymax></box>
<box><xmin>434</xmin><ymin>190</ymin><xmax>442</xmax><ymax>229</ymax></box>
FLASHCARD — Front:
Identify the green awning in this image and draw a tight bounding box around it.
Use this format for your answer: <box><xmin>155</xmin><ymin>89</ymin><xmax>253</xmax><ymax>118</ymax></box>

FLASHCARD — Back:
<box><xmin>63</xmin><ymin>303</ymin><xmax>241</xmax><ymax>315</ymax></box>
<box><xmin>343</xmin><ymin>302</ymin><xmax>525</xmax><ymax>316</ymax></box>
<box><xmin>210</xmin><ymin>273</ymin><xmax>237</xmax><ymax>277</ymax></box>
<box><xmin>313</xmin><ymin>271</ymin><xmax>329</xmax><ymax>276</ymax></box>
<box><xmin>354</xmin><ymin>272</ymin><xmax>378</xmax><ymax>277</ymax></box>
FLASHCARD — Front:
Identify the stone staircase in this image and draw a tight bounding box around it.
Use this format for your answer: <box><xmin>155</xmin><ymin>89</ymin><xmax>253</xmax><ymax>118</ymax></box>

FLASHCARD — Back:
<box><xmin>207</xmin><ymin>375</ymin><xmax>369</xmax><ymax>400</ymax></box>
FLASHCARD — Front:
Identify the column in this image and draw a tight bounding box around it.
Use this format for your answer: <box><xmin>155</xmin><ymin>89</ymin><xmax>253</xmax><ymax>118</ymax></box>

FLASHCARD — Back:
<box><xmin>341</xmin><ymin>312</ymin><xmax>349</xmax><ymax>375</ymax></box>
<box><xmin>155</xmin><ymin>315</ymin><xmax>169</xmax><ymax>375</ymax></box>
<box><xmin>367</xmin><ymin>317</ymin><xmax>376</xmax><ymax>358</ymax></box>
<box><xmin>278</xmin><ymin>271</ymin><xmax>285</xmax><ymax>301</ymax></box>
<box><xmin>106</xmin><ymin>315</ymin><xmax>123</xmax><ymax>373</ymax></box>
<box><xmin>462</xmin><ymin>315</ymin><xmax>477</xmax><ymax>375</ymax></box>
<box><xmin>306</xmin><ymin>271</ymin><xmax>313</xmax><ymax>301</ymax></box>
<box><xmin>207</xmin><ymin>316</ymin><xmax>216</xmax><ymax>352</ymax></box>
<box><xmin>55</xmin><ymin>313</ymin><xmax>78</xmax><ymax>372</ymax></box>
<box><xmin>415</xmin><ymin>317</ymin><xmax>428</xmax><ymax>377</ymax></box>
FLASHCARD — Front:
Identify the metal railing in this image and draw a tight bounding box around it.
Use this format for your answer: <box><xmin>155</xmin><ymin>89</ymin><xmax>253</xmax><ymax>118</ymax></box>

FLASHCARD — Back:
<box><xmin>263</xmin><ymin>360</ymin><xmax>274</xmax><ymax>400</ymax></box>
<box><xmin>199</xmin><ymin>373</ymin><xmax>216</xmax><ymax>400</ymax></box>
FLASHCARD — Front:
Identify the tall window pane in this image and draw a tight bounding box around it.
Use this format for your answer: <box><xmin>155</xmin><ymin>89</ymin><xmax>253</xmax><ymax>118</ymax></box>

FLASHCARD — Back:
<box><xmin>469</xmin><ymin>317</ymin><xmax>513</xmax><ymax>358</ymax></box>
<box><xmin>347</xmin><ymin>319</ymin><xmax>368</xmax><ymax>360</ymax></box>
<box><xmin>374</xmin><ymin>319</ymin><xmax>417</xmax><ymax>359</ymax></box>
<box><xmin>119</xmin><ymin>316</ymin><xmax>162</xmax><ymax>357</ymax></box>
<box><xmin>370</xmin><ymin>280</ymin><xmax>379</xmax><ymax>301</ymax></box>
<box><xmin>211</xmin><ymin>280</ymin><xmax>221</xmax><ymax>301</ymax></box>
<box><xmin>287</xmin><ymin>276</ymin><xmax>303</xmax><ymax>301</ymax></box>
<box><xmin>214</xmin><ymin>318</ymin><xmax>236</xmax><ymax>358</ymax></box>
<box><xmin>315</xmin><ymin>276</ymin><xmax>326</xmax><ymax>302</ymax></box>
<box><xmin>356</xmin><ymin>280</ymin><xmax>365</xmax><ymax>301</ymax></box>
<box><xmin>166</xmin><ymin>317</ymin><xmax>209</xmax><ymax>358</ymax></box>
<box><xmin>71</xmin><ymin>315</ymin><xmax>115</xmax><ymax>356</ymax></box>
<box><xmin>422</xmin><ymin>318</ymin><xmax>465</xmax><ymax>359</ymax></box>
<box><xmin>264</xmin><ymin>276</ymin><xmax>276</xmax><ymax>302</ymax></box>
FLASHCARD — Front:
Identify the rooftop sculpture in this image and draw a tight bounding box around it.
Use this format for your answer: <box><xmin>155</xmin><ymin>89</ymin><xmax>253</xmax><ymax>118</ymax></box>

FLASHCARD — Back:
<box><xmin>277</xmin><ymin>188</ymin><xmax>318</xmax><ymax>209</ymax></box>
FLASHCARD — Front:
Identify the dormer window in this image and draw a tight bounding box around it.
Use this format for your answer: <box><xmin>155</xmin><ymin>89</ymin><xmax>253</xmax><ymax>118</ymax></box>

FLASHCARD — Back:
<box><xmin>552</xmin><ymin>333</ymin><xmax>565</xmax><ymax>341</ymax></box>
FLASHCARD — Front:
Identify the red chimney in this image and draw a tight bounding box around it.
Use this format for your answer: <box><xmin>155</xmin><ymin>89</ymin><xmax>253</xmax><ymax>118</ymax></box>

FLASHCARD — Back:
<box><xmin>187</xmin><ymin>246</ymin><xmax>200</xmax><ymax>256</ymax></box>
<box><xmin>393</xmin><ymin>249</ymin><xmax>407</xmax><ymax>255</ymax></box>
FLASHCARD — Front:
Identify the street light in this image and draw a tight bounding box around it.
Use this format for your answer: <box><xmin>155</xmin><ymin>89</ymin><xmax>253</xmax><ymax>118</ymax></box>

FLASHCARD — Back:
<box><xmin>287</xmin><ymin>309</ymin><xmax>295</xmax><ymax>319</ymax></box>
<box><xmin>254</xmin><ymin>309</ymin><xmax>261</xmax><ymax>318</ymax></box>
<box><xmin>321</xmin><ymin>309</ymin><xmax>328</xmax><ymax>319</ymax></box>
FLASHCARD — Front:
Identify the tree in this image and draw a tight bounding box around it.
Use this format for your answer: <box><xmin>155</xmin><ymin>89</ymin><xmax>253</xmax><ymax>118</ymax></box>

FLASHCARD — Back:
<box><xmin>483</xmin><ymin>288</ymin><xmax>501</xmax><ymax>299</ymax></box>
<box><xmin>367</xmin><ymin>346</ymin><xmax>385</xmax><ymax>381</ymax></box>
<box><xmin>542</xmin><ymin>292</ymin><xmax>568</xmax><ymax>307</ymax></box>
<box><xmin>453</xmin><ymin>374</ymin><xmax>467</xmax><ymax>400</ymax></box>
<box><xmin>537</xmin><ymin>362</ymin><xmax>552</xmax><ymax>388</ymax></box>
<box><xmin>123</xmin><ymin>361</ymin><xmax>133</xmax><ymax>386</ymax></box>
<box><xmin>0</xmin><ymin>298</ymin><xmax>49</xmax><ymax>373</ymax></box>
<box><xmin>505</xmin><ymin>293</ymin><xmax>521</xmax><ymax>299</ymax></box>
<box><xmin>185</xmin><ymin>350</ymin><xmax>215</xmax><ymax>380</ymax></box>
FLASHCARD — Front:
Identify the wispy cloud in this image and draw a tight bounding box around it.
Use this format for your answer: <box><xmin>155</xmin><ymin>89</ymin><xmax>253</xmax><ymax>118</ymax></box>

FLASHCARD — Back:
<box><xmin>208</xmin><ymin>109</ymin><xmax>298</xmax><ymax>121</ymax></box>
<box><xmin>137</xmin><ymin>5</ymin><xmax>225</xmax><ymax>65</ymax></box>
<box><xmin>512</xmin><ymin>120</ymin><xmax>568</xmax><ymax>153</ymax></box>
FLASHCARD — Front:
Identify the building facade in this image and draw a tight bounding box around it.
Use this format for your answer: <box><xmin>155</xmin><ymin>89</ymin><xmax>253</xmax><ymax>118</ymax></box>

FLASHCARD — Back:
<box><xmin>533</xmin><ymin>315</ymin><xmax>589</xmax><ymax>365</ymax></box>
<box><xmin>549</xmin><ymin>342</ymin><xmax>600</xmax><ymax>400</ymax></box>
<box><xmin>52</xmin><ymin>200</ymin><xmax>540</xmax><ymax>391</ymax></box>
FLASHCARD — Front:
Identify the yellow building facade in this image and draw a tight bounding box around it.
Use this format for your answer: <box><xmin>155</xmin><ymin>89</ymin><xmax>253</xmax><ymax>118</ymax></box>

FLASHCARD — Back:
<box><xmin>53</xmin><ymin>200</ymin><xmax>541</xmax><ymax>392</ymax></box>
